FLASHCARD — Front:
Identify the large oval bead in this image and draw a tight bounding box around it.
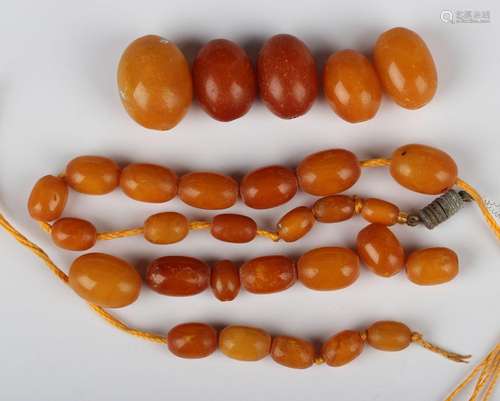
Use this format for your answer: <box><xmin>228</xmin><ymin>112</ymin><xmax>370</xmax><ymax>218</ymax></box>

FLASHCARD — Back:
<box><xmin>27</xmin><ymin>175</ymin><xmax>68</xmax><ymax>221</ymax></box>
<box><xmin>271</xmin><ymin>336</ymin><xmax>315</xmax><ymax>369</ymax></box>
<box><xmin>167</xmin><ymin>323</ymin><xmax>217</xmax><ymax>359</ymax></box>
<box><xmin>211</xmin><ymin>214</ymin><xmax>257</xmax><ymax>243</ymax></box>
<box><xmin>120</xmin><ymin>163</ymin><xmax>177</xmax><ymax>203</ymax></box>
<box><xmin>144</xmin><ymin>212</ymin><xmax>189</xmax><ymax>244</ymax></box>
<box><xmin>65</xmin><ymin>156</ymin><xmax>120</xmax><ymax>195</ymax></box>
<box><xmin>367</xmin><ymin>321</ymin><xmax>412</xmax><ymax>351</ymax></box>
<box><xmin>219</xmin><ymin>325</ymin><xmax>271</xmax><ymax>361</ymax></box>
<box><xmin>406</xmin><ymin>247</ymin><xmax>458</xmax><ymax>285</ymax></box>
<box><xmin>277</xmin><ymin>206</ymin><xmax>315</xmax><ymax>242</ymax></box>
<box><xmin>51</xmin><ymin>218</ymin><xmax>97</xmax><ymax>251</ymax></box>
<box><xmin>312</xmin><ymin>195</ymin><xmax>355</xmax><ymax>223</ymax></box>
<box><xmin>240</xmin><ymin>255</ymin><xmax>296</xmax><ymax>294</ymax></box>
<box><xmin>321</xmin><ymin>330</ymin><xmax>365</xmax><ymax>367</ymax></box>
<box><xmin>178</xmin><ymin>172</ymin><xmax>238</xmax><ymax>209</ymax></box>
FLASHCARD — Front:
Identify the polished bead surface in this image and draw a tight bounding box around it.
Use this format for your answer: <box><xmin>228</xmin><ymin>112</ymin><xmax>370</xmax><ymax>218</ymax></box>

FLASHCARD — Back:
<box><xmin>120</xmin><ymin>163</ymin><xmax>177</xmax><ymax>203</ymax></box>
<box><xmin>219</xmin><ymin>325</ymin><xmax>271</xmax><ymax>361</ymax></box>
<box><xmin>367</xmin><ymin>321</ymin><xmax>412</xmax><ymax>351</ymax></box>
<box><xmin>178</xmin><ymin>172</ymin><xmax>238</xmax><ymax>209</ymax></box>
<box><xmin>211</xmin><ymin>214</ymin><xmax>257</xmax><ymax>243</ymax></box>
<box><xmin>66</xmin><ymin>156</ymin><xmax>120</xmax><ymax>195</ymax></box>
<box><xmin>322</xmin><ymin>330</ymin><xmax>365</xmax><ymax>367</ymax></box>
<box><xmin>51</xmin><ymin>218</ymin><xmax>97</xmax><ymax>251</ymax></box>
<box><xmin>361</xmin><ymin>198</ymin><xmax>400</xmax><ymax>226</ymax></box>
<box><xmin>144</xmin><ymin>212</ymin><xmax>189</xmax><ymax>244</ymax></box>
<box><xmin>117</xmin><ymin>35</ymin><xmax>192</xmax><ymax>130</ymax></box>
<box><xmin>312</xmin><ymin>195</ymin><xmax>355</xmax><ymax>223</ymax></box>
<box><xmin>277</xmin><ymin>206</ymin><xmax>315</xmax><ymax>242</ymax></box>
<box><xmin>210</xmin><ymin>260</ymin><xmax>240</xmax><ymax>301</ymax></box>
<box><xmin>406</xmin><ymin>247</ymin><xmax>458</xmax><ymax>285</ymax></box>
<box><xmin>28</xmin><ymin>175</ymin><xmax>68</xmax><ymax>221</ymax></box>
<box><xmin>271</xmin><ymin>335</ymin><xmax>315</xmax><ymax>369</ymax></box>
<box><xmin>167</xmin><ymin>323</ymin><xmax>217</xmax><ymax>359</ymax></box>
<box><xmin>240</xmin><ymin>255</ymin><xmax>296</xmax><ymax>294</ymax></box>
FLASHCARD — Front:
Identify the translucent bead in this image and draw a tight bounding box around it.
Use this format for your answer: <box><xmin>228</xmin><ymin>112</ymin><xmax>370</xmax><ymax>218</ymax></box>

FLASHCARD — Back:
<box><xmin>144</xmin><ymin>212</ymin><xmax>189</xmax><ymax>244</ymax></box>
<box><xmin>210</xmin><ymin>260</ymin><xmax>240</xmax><ymax>301</ymax></box>
<box><xmin>211</xmin><ymin>214</ymin><xmax>257</xmax><ymax>243</ymax></box>
<box><xmin>240</xmin><ymin>255</ymin><xmax>296</xmax><ymax>294</ymax></box>
<box><xmin>219</xmin><ymin>325</ymin><xmax>271</xmax><ymax>361</ymax></box>
<box><xmin>271</xmin><ymin>335</ymin><xmax>315</xmax><ymax>369</ymax></box>
<box><xmin>312</xmin><ymin>195</ymin><xmax>355</xmax><ymax>223</ymax></box>
<box><xmin>167</xmin><ymin>323</ymin><xmax>217</xmax><ymax>359</ymax></box>
<box><xmin>66</xmin><ymin>156</ymin><xmax>120</xmax><ymax>195</ymax></box>
<box><xmin>120</xmin><ymin>163</ymin><xmax>177</xmax><ymax>203</ymax></box>
<box><xmin>277</xmin><ymin>206</ymin><xmax>315</xmax><ymax>242</ymax></box>
<box><xmin>51</xmin><ymin>218</ymin><xmax>96</xmax><ymax>251</ymax></box>
<box><xmin>361</xmin><ymin>198</ymin><xmax>400</xmax><ymax>226</ymax></box>
<box><xmin>321</xmin><ymin>330</ymin><xmax>365</xmax><ymax>366</ymax></box>
<box><xmin>27</xmin><ymin>175</ymin><xmax>68</xmax><ymax>221</ymax></box>
<box><xmin>406</xmin><ymin>247</ymin><xmax>458</xmax><ymax>285</ymax></box>
<box><xmin>178</xmin><ymin>172</ymin><xmax>238</xmax><ymax>210</ymax></box>
<box><xmin>367</xmin><ymin>321</ymin><xmax>412</xmax><ymax>351</ymax></box>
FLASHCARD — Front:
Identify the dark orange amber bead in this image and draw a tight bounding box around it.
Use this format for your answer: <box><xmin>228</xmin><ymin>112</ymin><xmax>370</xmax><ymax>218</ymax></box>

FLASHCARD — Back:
<box><xmin>312</xmin><ymin>195</ymin><xmax>355</xmax><ymax>223</ymax></box>
<box><xmin>406</xmin><ymin>247</ymin><xmax>458</xmax><ymax>285</ymax></box>
<box><xmin>240</xmin><ymin>255</ymin><xmax>296</xmax><ymax>294</ymax></box>
<box><xmin>211</xmin><ymin>214</ymin><xmax>257</xmax><ymax>243</ymax></box>
<box><xmin>146</xmin><ymin>256</ymin><xmax>209</xmax><ymax>296</ymax></box>
<box><xmin>271</xmin><ymin>335</ymin><xmax>315</xmax><ymax>369</ymax></box>
<box><xmin>193</xmin><ymin>39</ymin><xmax>256</xmax><ymax>121</ymax></box>
<box><xmin>258</xmin><ymin>34</ymin><xmax>318</xmax><ymax>119</ymax></box>
<box><xmin>211</xmin><ymin>260</ymin><xmax>240</xmax><ymax>301</ymax></box>
<box><xmin>390</xmin><ymin>144</ymin><xmax>458</xmax><ymax>195</ymax></box>
<box><xmin>321</xmin><ymin>330</ymin><xmax>365</xmax><ymax>367</ymax></box>
<box><xmin>144</xmin><ymin>212</ymin><xmax>189</xmax><ymax>244</ymax></box>
<box><xmin>167</xmin><ymin>323</ymin><xmax>217</xmax><ymax>359</ymax></box>
<box><xmin>27</xmin><ymin>175</ymin><xmax>68</xmax><ymax>221</ymax></box>
<box><xmin>277</xmin><ymin>206</ymin><xmax>315</xmax><ymax>242</ymax></box>
<box><xmin>361</xmin><ymin>198</ymin><xmax>400</xmax><ymax>226</ymax></box>
<box><xmin>323</xmin><ymin>49</ymin><xmax>381</xmax><ymax>123</ymax></box>
<box><xmin>367</xmin><ymin>321</ymin><xmax>412</xmax><ymax>351</ymax></box>
<box><xmin>178</xmin><ymin>172</ymin><xmax>238</xmax><ymax>210</ymax></box>
<box><xmin>117</xmin><ymin>35</ymin><xmax>192</xmax><ymax>130</ymax></box>
<box><xmin>240</xmin><ymin>165</ymin><xmax>298</xmax><ymax>209</ymax></box>
<box><xmin>297</xmin><ymin>149</ymin><xmax>361</xmax><ymax>196</ymax></box>
<box><xmin>219</xmin><ymin>325</ymin><xmax>271</xmax><ymax>361</ymax></box>
<box><xmin>51</xmin><ymin>218</ymin><xmax>97</xmax><ymax>251</ymax></box>
<box><xmin>120</xmin><ymin>163</ymin><xmax>177</xmax><ymax>203</ymax></box>
<box><xmin>66</xmin><ymin>156</ymin><xmax>120</xmax><ymax>195</ymax></box>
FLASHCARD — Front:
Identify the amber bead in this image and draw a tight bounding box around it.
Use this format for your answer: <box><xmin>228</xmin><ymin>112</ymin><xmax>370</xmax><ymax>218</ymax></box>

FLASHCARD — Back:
<box><xmin>117</xmin><ymin>35</ymin><xmax>192</xmax><ymax>130</ymax></box>
<box><xmin>356</xmin><ymin>224</ymin><xmax>405</xmax><ymax>277</ymax></box>
<box><xmin>178</xmin><ymin>172</ymin><xmax>238</xmax><ymax>210</ymax></box>
<box><xmin>27</xmin><ymin>175</ymin><xmax>68</xmax><ymax>221</ymax></box>
<box><xmin>323</xmin><ymin>50</ymin><xmax>381</xmax><ymax>123</ymax></box>
<box><xmin>51</xmin><ymin>218</ymin><xmax>97</xmax><ymax>251</ymax></box>
<box><xmin>146</xmin><ymin>256</ymin><xmax>209</xmax><ymax>296</ymax></box>
<box><xmin>211</xmin><ymin>214</ymin><xmax>257</xmax><ymax>243</ymax></box>
<box><xmin>361</xmin><ymin>198</ymin><xmax>400</xmax><ymax>226</ymax></box>
<box><xmin>120</xmin><ymin>163</ymin><xmax>177</xmax><ymax>203</ymax></box>
<box><xmin>210</xmin><ymin>260</ymin><xmax>240</xmax><ymax>301</ymax></box>
<box><xmin>167</xmin><ymin>323</ymin><xmax>217</xmax><ymax>359</ymax></box>
<box><xmin>193</xmin><ymin>39</ymin><xmax>256</xmax><ymax>121</ymax></box>
<box><xmin>258</xmin><ymin>34</ymin><xmax>318</xmax><ymax>119</ymax></box>
<box><xmin>271</xmin><ymin>336</ymin><xmax>315</xmax><ymax>369</ymax></box>
<box><xmin>219</xmin><ymin>325</ymin><xmax>271</xmax><ymax>361</ymax></box>
<box><xmin>297</xmin><ymin>247</ymin><xmax>360</xmax><ymax>291</ymax></box>
<box><xmin>144</xmin><ymin>212</ymin><xmax>189</xmax><ymax>244</ymax></box>
<box><xmin>321</xmin><ymin>330</ymin><xmax>365</xmax><ymax>367</ymax></box>
<box><xmin>68</xmin><ymin>253</ymin><xmax>141</xmax><ymax>308</ymax></box>
<box><xmin>240</xmin><ymin>255</ymin><xmax>296</xmax><ymax>294</ymax></box>
<box><xmin>312</xmin><ymin>195</ymin><xmax>355</xmax><ymax>223</ymax></box>
<box><xmin>390</xmin><ymin>144</ymin><xmax>458</xmax><ymax>195</ymax></box>
<box><xmin>277</xmin><ymin>206</ymin><xmax>315</xmax><ymax>242</ymax></box>
<box><xmin>406</xmin><ymin>247</ymin><xmax>458</xmax><ymax>285</ymax></box>
<box><xmin>367</xmin><ymin>321</ymin><xmax>412</xmax><ymax>351</ymax></box>
<box><xmin>297</xmin><ymin>149</ymin><xmax>361</xmax><ymax>196</ymax></box>
<box><xmin>240</xmin><ymin>165</ymin><xmax>298</xmax><ymax>209</ymax></box>
<box><xmin>65</xmin><ymin>156</ymin><xmax>120</xmax><ymax>195</ymax></box>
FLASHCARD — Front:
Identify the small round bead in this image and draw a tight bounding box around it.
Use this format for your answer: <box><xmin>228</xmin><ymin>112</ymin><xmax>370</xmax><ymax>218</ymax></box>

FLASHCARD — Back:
<box><xmin>406</xmin><ymin>247</ymin><xmax>459</xmax><ymax>285</ymax></box>
<box><xmin>321</xmin><ymin>330</ymin><xmax>365</xmax><ymax>367</ymax></box>
<box><xmin>277</xmin><ymin>206</ymin><xmax>315</xmax><ymax>242</ymax></box>
<box><xmin>51</xmin><ymin>218</ymin><xmax>97</xmax><ymax>251</ymax></box>
<box><xmin>240</xmin><ymin>255</ymin><xmax>296</xmax><ymax>294</ymax></box>
<box><xmin>178</xmin><ymin>172</ymin><xmax>238</xmax><ymax>210</ymax></box>
<box><xmin>144</xmin><ymin>212</ymin><xmax>189</xmax><ymax>244</ymax></box>
<box><xmin>361</xmin><ymin>198</ymin><xmax>400</xmax><ymax>226</ymax></box>
<box><xmin>65</xmin><ymin>156</ymin><xmax>120</xmax><ymax>195</ymax></box>
<box><xmin>367</xmin><ymin>321</ymin><xmax>412</xmax><ymax>351</ymax></box>
<box><xmin>211</xmin><ymin>260</ymin><xmax>240</xmax><ymax>301</ymax></box>
<box><xmin>167</xmin><ymin>323</ymin><xmax>217</xmax><ymax>359</ymax></box>
<box><xmin>271</xmin><ymin>335</ymin><xmax>315</xmax><ymax>369</ymax></box>
<box><xmin>312</xmin><ymin>195</ymin><xmax>355</xmax><ymax>223</ymax></box>
<box><xmin>27</xmin><ymin>175</ymin><xmax>68</xmax><ymax>221</ymax></box>
<box><xmin>211</xmin><ymin>214</ymin><xmax>257</xmax><ymax>243</ymax></box>
<box><xmin>219</xmin><ymin>325</ymin><xmax>271</xmax><ymax>361</ymax></box>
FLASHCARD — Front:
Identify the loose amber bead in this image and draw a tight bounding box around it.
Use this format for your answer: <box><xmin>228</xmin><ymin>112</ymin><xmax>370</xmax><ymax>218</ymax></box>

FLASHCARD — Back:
<box><xmin>406</xmin><ymin>247</ymin><xmax>458</xmax><ymax>285</ymax></box>
<box><xmin>367</xmin><ymin>321</ymin><xmax>412</xmax><ymax>351</ymax></box>
<box><xmin>390</xmin><ymin>144</ymin><xmax>458</xmax><ymax>195</ymax></box>
<box><xmin>321</xmin><ymin>330</ymin><xmax>365</xmax><ymax>367</ymax></box>
<box><xmin>240</xmin><ymin>255</ymin><xmax>296</xmax><ymax>294</ymax></box>
<box><xmin>68</xmin><ymin>253</ymin><xmax>141</xmax><ymax>308</ymax></box>
<box><xmin>144</xmin><ymin>212</ymin><xmax>189</xmax><ymax>244</ymax></box>
<box><xmin>373</xmin><ymin>27</ymin><xmax>437</xmax><ymax>109</ymax></box>
<box><xmin>193</xmin><ymin>39</ymin><xmax>256</xmax><ymax>121</ymax></box>
<box><xmin>120</xmin><ymin>163</ymin><xmax>177</xmax><ymax>203</ymax></box>
<box><xmin>117</xmin><ymin>35</ymin><xmax>192</xmax><ymax>130</ymax></box>
<box><xmin>312</xmin><ymin>195</ymin><xmax>355</xmax><ymax>223</ymax></box>
<box><xmin>297</xmin><ymin>247</ymin><xmax>360</xmax><ymax>291</ymax></box>
<box><xmin>211</xmin><ymin>260</ymin><xmax>240</xmax><ymax>301</ymax></box>
<box><xmin>271</xmin><ymin>335</ymin><xmax>315</xmax><ymax>369</ymax></box>
<box><xmin>277</xmin><ymin>206</ymin><xmax>315</xmax><ymax>242</ymax></box>
<box><xmin>51</xmin><ymin>218</ymin><xmax>97</xmax><ymax>251</ymax></box>
<box><xmin>211</xmin><ymin>214</ymin><xmax>257</xmax><ymax>243</ymax></box>
<box><xmin>297</xmin><ymin>149</ymin><xmax>361</xmax><ymax>196</ymax></box>
<box><xmin>361</xmin><ymin>198</ymin><xmax>400</xmax><ymax>226</ymax></box>
<box><xmin>356</xmin><ymin>224</ymin><xmax>405</xmax><ymax>277</ymax></box>
<box><xmin>240</xmin><ymin>165</ymin><xmax>298</xmax><ymax>209</ymax></box>
<box><xmin>219</xmin><ymin>325</ymin><xmax>271</xmax><ymax>361</ymax></box>
<box><xmin>323</xmin><ymin>49</ymin><xmax>381</xmax><ymax>123</ymax></box>
<box><xmin>27</xmin><ymin>175</ymin><xmax>68</xmax><ymax>221</ymax></box>
<box><xmin>146</xmin><ymin>256</ymin><xmax>209</xmax><ymax>296</ymax></box>
<box><xmin>178</xmin><ymin>172</ymin><xmax>238</xmax><ymax>210</ymax></box>
<box><xmin>167</xmin><ymin>323</ymin><xmax>217</xmax><ymax>359</ymax></box>
<box><xmin>66</xmin><ymin>156</ymin><xmax>120</xmax><ymax>195</ymax></box>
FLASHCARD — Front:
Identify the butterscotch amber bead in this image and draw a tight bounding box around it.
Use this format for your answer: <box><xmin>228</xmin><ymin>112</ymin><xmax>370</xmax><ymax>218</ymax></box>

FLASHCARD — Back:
<box><xmin>167</xmin><ymin>323</ymin><xmax>217</xmax><ymax>359</ymax></box>
<box><xmin>367</xmin><ymin>321</ymin><xmax>412</xmax><ymax>351</ymax></box>
<box><xmin>297</xmin><ymin>149</ymin><xmax>361</xmax><ymax>196</ymax></box>
<box><xmin>144</xmin><ymin>212</ymin><xmax>189</xmax><ymax>244</ymax></box>
<box><xmin>146</xmin><ymin>256</ymin><xmax>209</xmax><ymax>296</ymax></box>
<box><xmin>312</xmin><ymin>195</ymin><xmax>355</xmax><ymax>223</ymax></box>
<box><xmin>271</xmin><ymin>336</ymin><xmax>315</xmax><ymax>369</ymax></box>
<box><xmin>211</xmin><ymin>214</ymin><xmax>257</xmax><ymax>243</ymax></box>
<box><xmin>178</xmin><ymin>172</ymin><xmax>238</xmax><ymax>210</ymax></box>
<box><xmin>211</xmin><ymin>260</ymin><xmax>240</xmax><ymax>301</ymax></box>
<box><xmin>117</xmin><ymin>35</ymin><xmax>192</xmax><ymax>130</ymax></box>
<box><xmin>120</xmin><ymin>163</ymin><xmax>177</xmax><ymax>203</ymax></box>
<box><xmin>321</xmin><ymin>330</ymin><xmax>365</xmax><ymax>367</ymax></box>
<box><xmin>390</xmin><ymin>144</ymin><xmax>458</xmax><ymax>195</ymax></box>
<box><xmin>66</xmin><ymin>156</ymin><xmax>120</xmax><ymax>195</ymax></box>
<box><xmin>374</xmin><ymin>27</ymin><xmax>437</xmax><ymax>109</ymax></box>
<box><xmin>406</xmin><ymin>247</ymin><xmax>458</xmax><ymax>285</ymax></box>
<box><xmin>51</xmin><ymin>218</ymin><xmax>97</xmax><ymax>251</ymax></box>
<box><xmin>68</xmin><ymin>253</ymin><xmax>141</xmax><ymax>308</ymax></box>
<box><xmin>356</xmin><ymin>224</ymin><xmax>405</xmax><ymax>277</ymax></box>
<box><xmin>28</xmin><ymin>175</ymin><xmax>68</xmax><ymax>221</ymax></box>
<box><xmin>297</xmin><ymin>247</ymin><xmax>360</xmax><ymax>291</ymax></box>
<box><xmin>361</xmin><ymin>198</ymin><xmax>400</xmax><ymax>226</ymax></box>
<box><xmin>219</xmin><ymin>325</ymin><xmax>271</xmax><ymax>361</ymax></box>
<box><xmin>278</xmin><ymin>207</ymin><xmax>315</xmax><ymax>242</ymax></box>
<box><xmin>240</xmin><ymin>165</ymin><xmax>298</xmax><ymax>209</ymax></box>
<box><xmin>240</xmin><ymin>255</ymin><xmax>296</xmax><ymax>294</ymax></box>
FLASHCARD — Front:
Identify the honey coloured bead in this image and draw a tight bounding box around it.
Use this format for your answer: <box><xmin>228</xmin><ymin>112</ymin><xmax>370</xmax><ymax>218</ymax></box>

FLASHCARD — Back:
<box><xmin>360</xmin><ymin>198</ymin><xmax>400</xmax><ymax>226</ymax></box>
<box><xmin>27</xmin><ymin>175</ymin><xmax>68</xmax><ymax>221</ymax></box>
<box><xmin>271</xmin><ymin>336</ymin><xmax>315</xmax><ymax>369</ymax></box>
<box><xmin>167</xmin><ymin>323</ymin><xmax>218</xmax><ymax>359</ymax></box>
<box><xmin>277</xmin><ymin>206</ymin><xmax>315</xmax><ymax>242</ymax></box>
<box><xmin>178</xmin><ymin>172</ymin><xmax>238</xmax><ymax>210</ymax></box>
<box><xmin>120</xmin><ymin>163</ymin><xmax>177</xmax><ymax>203</ymax></box>
<box><xmin>312</xmin><ymin>195</ymin><xmax>355</xmax><ymax>223</ymax></box>
<box><xmin>321</xmin><ymin>330</ymin><xmax>365</xmax><ymax>367</ymax></box>
<box><xmin>219</xmin><ymin>325</ymin><xmax>271</xmax><ymax>361</ymax></box>
<box><xmin>240</xmin><ymin>255</ymin><xmax>296</xmax><ymax>294</ymax></box>
<box><xmin>211</xmin><ymin>214</ymin><xmax>257</xmax><ymax>243</ymax></box>
<box><xmin>65</xmin><ymin>156</ymin><xmax>120</xmax><ymax>195</ymax></box>
<box><xmin>51</xmin><ymin>218</ymin><xmax>97</xmax><ymax>251</ymax></box>
<box><xmin>367</xmin><ymin>321</ymin><xmax>412</xmax><ymax>351</ymax></box>
<box><xmin>406</xmin><ymin>247</ymin><xmax>458</xmax><ymax>285</ymax></box>
<box><xmin>211</xmin><ymin>260</ymin><xmax>240</xmax><ymax>301</ymax></box>
<box><xmin>144</xmin><ymin>212</ymin><xmax>189</xmax><ymax>244</ymax></box>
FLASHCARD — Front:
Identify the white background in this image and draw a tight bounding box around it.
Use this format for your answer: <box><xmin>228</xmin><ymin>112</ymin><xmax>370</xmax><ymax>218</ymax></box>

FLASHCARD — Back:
<box><xmin>0</xmin><ymin>1</ymin><xmax>499</xmax><ymax>400</ymax></box>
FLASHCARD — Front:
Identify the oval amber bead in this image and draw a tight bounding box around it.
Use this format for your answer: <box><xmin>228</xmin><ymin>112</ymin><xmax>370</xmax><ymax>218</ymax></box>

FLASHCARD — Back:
<box><xmin>51</xmin><ymin>218</ymin><xmax>97</xmax><ymax>251</ymax></box>
<box><xmin>27</xmin><ymin>175</ymin><xmax>68</xmax><ymax>221</ymax></box>
<box><xmin>278</xmin><ymin>206</ymin><xmax>315</xmax><ymax>242</ymax></box>
<box><xmin>406</xmin><ymin>247</ymin><xmax>458</xmax><ymax>285</ymax></box>
<box><xmin>66</xmin><ymin>156</ymin><xmax>120</xmax><ymax>195</ymax></box>
<box><xmin>361</xmin><ymin>198</ymin><xmax>400</xmax><ymax>226</ymax></box>
<box><xmin>367</xmin><ymin>321</ymin><xmax>412</xmax><ymax>351</ymax></box>
<box><xmin>271</xmin><ymin>335</ymin><xmax>315</xmax><ymax>369</ymax></box>
<box><xmin>211</xmin><ymin>260</ymin><xmax>240</xmax><ymax>301</ymax></box>
<box><xmin>144</xmin><ymin>212</ymin><xmax>189</xmax><ymax>244</ymax></box>
<box><xmin>312</xmin><ymin>195</ymin><xmax>355</xmax><ymax>223</ymax></box>
<box><xmin>178</xmin><ymin>172</ymin><xmax>238</xmax><ymax>210</ymax></box>
<box><xmin>390</xmin><ymin>144</ymin><xmax>458</xmax><ymax>195</ymax></box>
<box><xmin>167</xmin><ymin>323</ymin><xmax>217</xmax><ymax>359</ymax></box>
<box><xmin>117</xmin><ymin>35</ymin><xmax>192</xmax><ymax>130</ymax></box>
<box><xmin>68</xmin><ymin>253</ymin><xmax>141</xmax><ymax>308</ymax></box>
<box><xmin>240</xmin><ymin>255</ymin><xmax>296</xmax><ymax>294</ymax></box>
<box><xmin>211</xmin><ymin>214</ymin><xmax>257</xmax><ymax>243</ymax></box>
<box><xmin>219</xmin><ymin>325</ymin><xmax>271</xmax><ymax>361</ymax></box>
<box><xmin>120</xmin><ymin>163</ymin><xmax>177</xmax><ymax>203</ymax></box>
<box><xmin>297</xmin><ymin>247</ymin><xmax>360</xmax><ymax>291</ymax></box>
<box><xmin>323</xmin><ymin>49</ymin><xmax>381</xmax><ymax>123</ymax></box>
<box><xmin>193</xmin><ymin>39</ymin><xmax>256</xmax><ymax>121</ymax></box>
<box><xmin>146</xmin><ymin>256</ymin><xmax>209</xmax><ymax>296</ymax></box>
<box><xmin>321</xmin><ymin>330</ymin><xmax>365</xmax><ymax>367</ymax></box>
